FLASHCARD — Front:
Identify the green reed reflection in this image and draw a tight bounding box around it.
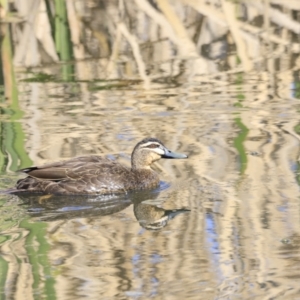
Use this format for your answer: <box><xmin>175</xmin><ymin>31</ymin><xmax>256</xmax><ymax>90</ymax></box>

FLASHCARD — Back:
<box><xmin>21</xmin><ymin>219</ymin><xmax>56</xmax><ymax>300</ymax></box>
<box><xmin>293</xmin><ymin>123</ymin><xmax>300</xmax><ymax>186</ymax></box>
<box><xmin>0</xmin><ymin>254</ymin><xmax>8</xmax><ymax>299</ymax></box>
<box><xmin>233</xmin><ymin>73</ymin><xmax>248</xmax><ymax>174</ymax></box>
<box><xmin>234</xmin><ymin>117</ymin><xmax>249</xmax><ymax>174</ymax></box>
<box><xmin>0</xmin><ymin>196</ymin><xmax>25</xmax><ymax>299</ymax></box>
<box><xmin>0</xmin><ymin>23</ymin><xmax>32</xmax><ymax>173</ymax></box>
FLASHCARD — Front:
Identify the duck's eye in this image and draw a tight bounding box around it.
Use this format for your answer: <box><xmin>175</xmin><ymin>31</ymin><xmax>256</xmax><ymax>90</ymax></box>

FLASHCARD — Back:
<box><xmin>147</xmin><ymin>144</ymin><xmax>159</xmax><ymax>149</ymax></box>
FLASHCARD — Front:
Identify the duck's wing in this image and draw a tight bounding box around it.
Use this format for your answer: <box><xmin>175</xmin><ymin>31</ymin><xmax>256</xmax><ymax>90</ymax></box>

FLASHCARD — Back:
<box><xmin>15</xmin><ymin>156</ymin><xmax>132</xmax><ymax>194</ymax></box>
<box><xmin>19</xmin><ymin>156</ymin><xmax>114</xmax><ymax>181</ymax></box>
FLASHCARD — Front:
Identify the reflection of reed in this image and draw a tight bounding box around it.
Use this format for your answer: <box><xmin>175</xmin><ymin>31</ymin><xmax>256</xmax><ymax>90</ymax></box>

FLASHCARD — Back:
<box><xmin>0</xmin><ymin>22</ymin><xmax>32</xmax><ymax>172</ymax></box>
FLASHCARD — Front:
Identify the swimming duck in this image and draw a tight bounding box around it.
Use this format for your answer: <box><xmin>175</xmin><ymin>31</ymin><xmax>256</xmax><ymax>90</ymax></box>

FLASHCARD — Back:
<box><xmin>6</xmin><ymin>137</ymin><xmax>187</xmax><ymax>195</ymax></box>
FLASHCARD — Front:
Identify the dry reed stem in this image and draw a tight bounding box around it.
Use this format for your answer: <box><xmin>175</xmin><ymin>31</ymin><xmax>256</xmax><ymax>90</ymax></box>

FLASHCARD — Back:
<box><xmin>221</xmin><ymin>0</ymin><xmax>253</xmax><ymax>71</ymax></box>
<box><xmin>119</xmin><ymin>23</ymin><xmax>151</xmax><ymax>89</ymax></box>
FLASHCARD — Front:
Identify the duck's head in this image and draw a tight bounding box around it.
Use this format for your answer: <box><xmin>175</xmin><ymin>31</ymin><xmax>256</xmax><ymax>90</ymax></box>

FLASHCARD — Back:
<box><xmin>134</xmin><ymin>202</ymin><xmax>190</xmax><ymax>230</ymax></box>
<box><xmin>131</xmin><ymin>137</ymin><xmax>188</xmax><ymax>170</ymax></box>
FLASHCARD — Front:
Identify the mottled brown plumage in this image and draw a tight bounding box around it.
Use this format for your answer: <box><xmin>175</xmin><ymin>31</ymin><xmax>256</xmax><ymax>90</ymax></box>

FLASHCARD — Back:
<box><xmin>7</xmin><ymin>138</ymin><xmax>187</xmax><ymax>195</ymax></box>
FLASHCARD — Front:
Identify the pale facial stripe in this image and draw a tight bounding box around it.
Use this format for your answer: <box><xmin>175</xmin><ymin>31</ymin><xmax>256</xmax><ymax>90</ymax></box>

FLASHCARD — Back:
<box><xmin>141</xmin><ymin>142</ymin><xmax>165</xmax><ymax>155</ymax></box>
<box><xmin>141</xmin><ymin>141</ymin><xmax>161</xmax><ymax>148</ymax></box>
<box><xmin>152</xmin><ymin>148</ymin><xmax>165</xmax><ymax>155</ymax></box>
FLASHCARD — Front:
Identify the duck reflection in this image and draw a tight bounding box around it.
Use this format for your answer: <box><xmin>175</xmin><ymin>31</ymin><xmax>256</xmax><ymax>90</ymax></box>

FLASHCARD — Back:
<box><xmin>17</xmin><ymin>189</ymin><xmax>158</xmax><ymax>221</ymax></box>
<box><xmin>16</xmin><ymin>185</ymin><xmax>190</xmax><ymax>229</ymax></box>
<box><xmin>133</xmin><ymin>200</ymin><xmax>190</xmax><ymax>230</ymax></box>
<box><xmin>18</xmin><ymin>193</ymin><xmax>132</xmax><ymax>221</ymax></box>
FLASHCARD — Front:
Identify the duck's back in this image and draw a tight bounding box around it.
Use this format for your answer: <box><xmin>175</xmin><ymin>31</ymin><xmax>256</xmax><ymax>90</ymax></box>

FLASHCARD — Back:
<box><xmin>15</xmin><ymin>155</ymin><xmax>160</xmax><ymax>195</ymax></box>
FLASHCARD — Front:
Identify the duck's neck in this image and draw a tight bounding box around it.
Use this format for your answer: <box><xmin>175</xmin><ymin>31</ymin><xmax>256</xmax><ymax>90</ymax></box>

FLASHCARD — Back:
<box><xmin>131</xmin><ymin>155</ymin><xmax>152</xmax><ymax>170</ymax></box>
<box><xmin>130</xmin><ymin>167</ymin><xmax>160</xmax><ymax>190</ymax></box>
<box><xmin>131</xmin><ymin>151</ymin><xmax>154</xmax><ymax>170</ymax></box>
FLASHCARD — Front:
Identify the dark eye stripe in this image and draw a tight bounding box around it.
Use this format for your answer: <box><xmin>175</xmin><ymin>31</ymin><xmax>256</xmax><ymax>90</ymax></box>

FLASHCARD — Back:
<box><xmin>146</xmin><ymin>144</ymin><xmax>159</xmax><ymax>149</ymax></box>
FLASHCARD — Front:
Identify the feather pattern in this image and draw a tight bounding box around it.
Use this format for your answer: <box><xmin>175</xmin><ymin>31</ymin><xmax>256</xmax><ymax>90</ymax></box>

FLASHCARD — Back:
<box><xmin>7</xmin><ymin>138</ymin><xmax>187</xmax><ymax>195</ymax></box>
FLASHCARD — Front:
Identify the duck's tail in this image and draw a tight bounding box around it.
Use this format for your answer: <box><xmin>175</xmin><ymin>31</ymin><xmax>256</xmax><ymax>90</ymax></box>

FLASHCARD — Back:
<box><xmin>0</xmin><ymin>188</ymin><xmax>23</xmax><ymax>195</ymax></box>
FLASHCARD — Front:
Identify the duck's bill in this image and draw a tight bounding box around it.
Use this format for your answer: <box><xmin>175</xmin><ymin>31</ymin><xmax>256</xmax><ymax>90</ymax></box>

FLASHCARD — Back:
<box><xmin>162</xmin><ymin>150</ymin><xmax>188</xmax><ymax>159</ymax></box>
<box><xmin>167</xmin><ymin>209</ymin><xmax>190</xmax><ymax>219</ymax></box>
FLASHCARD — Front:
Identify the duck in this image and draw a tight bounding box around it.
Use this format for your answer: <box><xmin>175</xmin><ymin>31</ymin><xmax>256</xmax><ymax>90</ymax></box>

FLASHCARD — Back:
<box><xmin>5</xmin><ymin>137</ymin><xmax>188</xmax><ymax>195</ymax></box>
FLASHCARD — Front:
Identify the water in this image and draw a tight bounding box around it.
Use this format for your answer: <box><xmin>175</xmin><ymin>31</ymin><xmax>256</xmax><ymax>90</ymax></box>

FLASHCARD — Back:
<box><xmin>1</xmin><ymin>68</ymin><xmax>299</xmax><ymax>299</ymax></box>
<box><xmin>1</xmin><ymin>0</ymin><xmax>300</xmax><ymax>299</ymax></box>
